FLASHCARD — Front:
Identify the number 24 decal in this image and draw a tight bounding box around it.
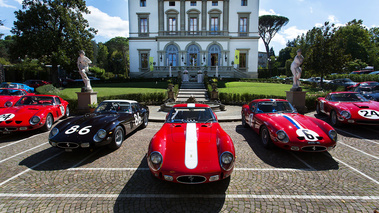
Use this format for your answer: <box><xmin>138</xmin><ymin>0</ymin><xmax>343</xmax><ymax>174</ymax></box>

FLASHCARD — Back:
<box><xmin>65</xmin><ymin>125</ymin><xmax>92</xmax><ymax>135</ymax></box>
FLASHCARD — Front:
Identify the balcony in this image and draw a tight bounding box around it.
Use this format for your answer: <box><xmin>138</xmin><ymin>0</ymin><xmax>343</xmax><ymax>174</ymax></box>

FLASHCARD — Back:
<box><xmin>158</xmin><ymin>31</ymin><xmax>228</xmax><ymax>37</ymax></box>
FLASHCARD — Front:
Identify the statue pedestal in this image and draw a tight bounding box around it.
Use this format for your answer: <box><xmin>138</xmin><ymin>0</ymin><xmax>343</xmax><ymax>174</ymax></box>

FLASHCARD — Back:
<box><xmin>76</xmin><ymin>91</ymin><xmax>98</xmax><ymax>114</ymax></box>
<box><xmin>286</xmin><ymin>90</ymin><xmax>307</xmax><ymax>114</ymax></box>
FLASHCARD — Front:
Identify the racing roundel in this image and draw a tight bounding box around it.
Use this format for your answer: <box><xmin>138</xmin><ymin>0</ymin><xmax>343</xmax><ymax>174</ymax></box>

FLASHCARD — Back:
<box><xmin>358</xmin><ymin>110</ymin><xmax>379</xmax><ymax>119</ymax></box>
<box><xmin>0</xmin><ymin>113</ymin><xmax>15</xmax><ymax>122</ymax></box>
<box><xmin>296</xmin><ymin>129</ymin><xmax>319</xmax><ymax>142</ymax></box>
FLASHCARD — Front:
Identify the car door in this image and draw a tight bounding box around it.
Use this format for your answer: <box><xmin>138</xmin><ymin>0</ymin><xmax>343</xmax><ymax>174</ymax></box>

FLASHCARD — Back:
<box><xmin>54</xmin><ymin>97</ymin><xmax>65</xmax><ymax>119</ymax></box>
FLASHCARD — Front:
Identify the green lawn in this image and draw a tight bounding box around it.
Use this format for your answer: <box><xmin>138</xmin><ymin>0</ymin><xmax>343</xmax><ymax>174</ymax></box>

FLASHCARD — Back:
<box><xmin>217</xmin><ymin>82</ymin><xmax>293</xmax><ymax>96</ymax></box>
<box><xmin>60</xmin><ymin>82</ymin><xmax>167</xmax><ymax>100</ymax></box>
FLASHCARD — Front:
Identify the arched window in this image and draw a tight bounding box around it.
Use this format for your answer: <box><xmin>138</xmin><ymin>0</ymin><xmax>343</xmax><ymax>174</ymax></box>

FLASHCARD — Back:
<box><xmin>187</xmin><ymin>45</ymin><xmax>200</xmax><ymax>66</ymax></box>
<box><xmin>166</xmin><ymin>45</ymin><xmax>178</xmax><ymax>66</ymax></box>
<box><xmin>208</xmin><ymin>44</ymin><xmax>221</xmax><ymax>66</ymax></box>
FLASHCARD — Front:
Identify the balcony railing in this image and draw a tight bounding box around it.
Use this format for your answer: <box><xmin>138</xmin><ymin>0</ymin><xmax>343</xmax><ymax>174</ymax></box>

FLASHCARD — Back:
<box><xmin>159</xmin><ymin>31</ymin><xmax>228</xmax><ymax>37</ymax></box>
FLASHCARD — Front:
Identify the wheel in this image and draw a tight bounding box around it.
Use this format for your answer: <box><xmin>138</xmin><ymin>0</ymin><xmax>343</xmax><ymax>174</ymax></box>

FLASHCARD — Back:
<box><xmin>316</xmin><ymin>102</ymin><xmax>322</xmax><ymax>115</ymax></box>
<box><xmin>260</xmin><ymin>126</ymin><xmax>274</xmax><ymax>149</ymax></box>
<box><xmin>330</xmin><ymin>110</ymin><xmax>340</xmax><ymax>127</ymax></box>
<box><xmin>141</xmin><ymin>113</ymin><xmax>149</xmax><ymax>128</ymax></box>
<box><xmin>241</xmin><ymin>113</ymin><xmax>249</xmax><ymax>128</ymax></box>
<box><xmin>41</xmin><ymin>113</ymin><xmax>54</xmax><ymax>132</ymax></box>
<box><xmin>108</xmin><ymin>126</ymin><xmax>124</xmax><ymax>150</ymax></box>
<box><xmin>63</xmin><ymin>106</ymin><xmax>70</xmax><ymax>118</ymax></box>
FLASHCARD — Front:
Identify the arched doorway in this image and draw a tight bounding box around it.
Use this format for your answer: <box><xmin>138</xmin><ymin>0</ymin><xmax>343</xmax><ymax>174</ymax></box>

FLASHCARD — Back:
<box><xmin>208</xmin><ymin>44</ymin><xmax>221</xmax><ymax>66</ymax></box>
<box><xmin>187</xmin><ymin>44</ymin><xmax>200</xmax><ymax>66</ymax></box>
<box><xmin>166</xmin><ymin>45</ymin><xmax>178</xmax><ymax>66</ymax></box>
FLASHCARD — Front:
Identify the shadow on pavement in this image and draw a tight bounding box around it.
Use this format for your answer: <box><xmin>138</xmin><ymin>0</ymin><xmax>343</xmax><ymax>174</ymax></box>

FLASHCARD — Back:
<box><xmin>114</xmin><ymin>156</ymin><xmax>230</xmax><ymax>213</ymax></box>
<box><xmin>235</xmin><ymin>125</ymin><xmax>339</xmax><ymax>171</ymax></box>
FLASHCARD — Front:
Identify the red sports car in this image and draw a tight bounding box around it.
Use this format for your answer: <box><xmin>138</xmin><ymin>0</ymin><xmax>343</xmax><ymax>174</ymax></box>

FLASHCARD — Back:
<box><xmin>316</xmin><ymin>92</ymin><xmax>379</xmax><ymax>126</ymax></box>
<box><xmin>242</xmin><ymin>99</ymin><xmax>337</xmax><ymax>152</ymax></box>
<box><xmin>0</xmin><ymin>95</ymin><xmax>69</xmax><ymax>134</ymax></box>
<box><xmin>147</xmin><ymin>103</ymin><xmax>235</xmax><ymax>184</ymax></box>
<box><xmin>0</xmin><ymin>88</ymin><xmax>29</xmax><ymax>108</ymax></box>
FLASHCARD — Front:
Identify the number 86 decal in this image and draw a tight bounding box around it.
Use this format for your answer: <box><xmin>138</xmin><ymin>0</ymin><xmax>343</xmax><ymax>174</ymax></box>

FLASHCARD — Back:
<box><xmin>65</xmin><ymin>125</ymin><xmax>92</xmax><ymax>135</ymax></box>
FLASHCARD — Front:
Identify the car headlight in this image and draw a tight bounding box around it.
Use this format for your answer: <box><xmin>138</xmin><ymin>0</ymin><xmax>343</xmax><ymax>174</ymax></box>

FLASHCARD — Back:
<box><xmin>93</xmin><ymin>129</ymin><xmax>107</xmax><ymax>142</ymax></box>
<box><xmin>29</xmin><ymin>116</ymin><xmax>41</xmax><ymax>125</ymax></box>
<box><xmin>341</xmin><ymin>111</ymin><xmax>351</xmax><ymax>119</ymax></box>
<box><xmin>4</xmin><ymin>101</ymin><xmax>12</xmax><ymax>107</ymax></box>
<box><xmin>329</xmin><ymin>130</ymin><xmax>338</xmax><ymax>141</ymax></box>
<box><xmin>276</xmin><ymin>130</ymin><xmax>289</xmax><ymax>143</ymax></box>
<box><xmin>149</xmin><ymin>152</ymin><xmax>163</xmax><ymax>171</ymax></box>
<box><xmin>49</xmin><ymin>127</ymin><xmax>59</xmax><ymax>139</ymax></box>
<box><xmin>220</xmin><ymin>152</ymin><xmax>234</xmax><ymax>171</ymax></box>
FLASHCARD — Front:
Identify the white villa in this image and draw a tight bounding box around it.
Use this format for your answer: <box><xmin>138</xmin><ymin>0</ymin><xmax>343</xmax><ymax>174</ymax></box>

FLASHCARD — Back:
<box><xmin>128</xmin><ymin>0</ymin><xmax>259</xmax><ymax>78</ymax></box>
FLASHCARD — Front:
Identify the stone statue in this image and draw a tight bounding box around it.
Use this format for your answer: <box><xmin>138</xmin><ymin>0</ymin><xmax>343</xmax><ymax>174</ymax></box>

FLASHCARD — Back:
<box><xmin>77</xmin><ymin>50</ymin><xmax>93</xmax><ymax>92</ymax></box>
<box><xmin>290</xmin><ymin>49</ymin><xmax>304</xmax><ymax>91</ymax></box>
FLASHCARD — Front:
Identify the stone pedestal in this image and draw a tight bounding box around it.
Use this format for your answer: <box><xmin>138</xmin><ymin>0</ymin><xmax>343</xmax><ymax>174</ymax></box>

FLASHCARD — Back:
<box><xmin>286</xmin><ymin>90</ymin><xmax>307</xmax><ymax>114</ymax></box>
<box><xmin>76</xmin><ymin>91</ymin><xmax>98</xmax><ymax>114</ymax></box>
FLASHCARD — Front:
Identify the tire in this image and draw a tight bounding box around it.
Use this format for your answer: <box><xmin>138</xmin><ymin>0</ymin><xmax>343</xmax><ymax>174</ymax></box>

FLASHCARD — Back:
<box><xmin>316</xmin><ymin>102</ymin><xmax>322</xmax><ymax>115</ymax></box>
<box><xmin>241</xmin><ymin>113</ymin><xmax>249</xmax><ymax>128</ymax></box>
<box><xmin>41</xmin><ymin>113</ymin><xmax>54</xmax><ymax>132</ymax></box>
<box><xmin>330</xmin><ymin>110</ymin><xmax>340</xmax><ymax>127</ymax></box>
<box><xmin>260</xmin><ymin>126</ymin><xmax>274</xmax><ymax>149</ymax></box>
<box><xmin>63</xmin><ymin>106</ymin><xmax>70</xmax><ymax>118</ymax></box>
<box><xmin>141</xmin><ymin>113</ymin><xmax>149</xmax><ymax>128</ymax></box>
<box><xmin>108</xmin><ymin>126</ymin><xmax>124</xmax><ymax>150</ymax></box>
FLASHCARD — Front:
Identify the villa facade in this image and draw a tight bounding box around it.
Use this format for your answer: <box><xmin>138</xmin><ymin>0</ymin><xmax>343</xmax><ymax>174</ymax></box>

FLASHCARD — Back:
<box><xmin>128</xmin><ymin>0</ymin><xmax>260</xmax><ymax>78</ymax></box>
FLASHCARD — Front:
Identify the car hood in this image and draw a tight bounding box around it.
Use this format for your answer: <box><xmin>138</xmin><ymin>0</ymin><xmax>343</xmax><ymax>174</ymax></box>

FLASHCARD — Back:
<box><xmin>63</xmin><ymin>113</ymin><xmax>120</xmax><ymax>128</ymax></box>
<box><xmin>258</xmin><ymin>113</ymin><xmax>330</xmax><ymax>139</ymax></box>
<box><xmin>162</xmin><ymin>122</ymin><xmax>221</xmax><ymax>173</ymax></box>
<box><xmin>336</xmin><ymin>101</ymin><xmax>378</xmax><ymax>111</ymax></box>
<box><xmin>0</xmin><ymin>105</ymin><xmax>46</xmax><ymax>119</ymax></box>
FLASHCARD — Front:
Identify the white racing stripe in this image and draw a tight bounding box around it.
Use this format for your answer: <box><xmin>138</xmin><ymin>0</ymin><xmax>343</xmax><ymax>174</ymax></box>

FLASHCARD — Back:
<box><xmin>185</xmin><ymin>123</ymin><xmax>198</xmax><ymax>169</ymax></box>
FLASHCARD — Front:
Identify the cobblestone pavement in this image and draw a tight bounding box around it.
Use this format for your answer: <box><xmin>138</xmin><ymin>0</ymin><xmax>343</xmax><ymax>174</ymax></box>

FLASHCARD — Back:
<box><xmin>0</xmin><ymin>112</ymin><xmax>378</xmax><ymax>212</ymax></box>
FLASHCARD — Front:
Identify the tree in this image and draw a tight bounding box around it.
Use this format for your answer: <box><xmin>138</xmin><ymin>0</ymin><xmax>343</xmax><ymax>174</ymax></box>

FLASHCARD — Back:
<box><xmin>258</xmin><ymin>15</ymin><xmax>289</xmax><ymax>74</ymax></box>
<box><xmin>11</xmin><ymin>0</ymin><xmax>96</xmax><ymax>84</ymax></box>
<box><xmin>105</xmin><ymin>37</ymin><xmax>129</xmax><ymax>78</ymax></box>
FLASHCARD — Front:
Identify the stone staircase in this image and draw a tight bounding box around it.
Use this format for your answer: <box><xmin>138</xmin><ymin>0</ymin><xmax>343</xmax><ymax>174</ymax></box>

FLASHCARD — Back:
<box><xmin>176</xmin><ymin>82</ymin><xmax>209</xmax><ymax>102</ymax></box>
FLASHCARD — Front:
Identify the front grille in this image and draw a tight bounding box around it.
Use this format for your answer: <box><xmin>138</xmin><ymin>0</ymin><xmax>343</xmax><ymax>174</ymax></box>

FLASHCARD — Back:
<box><xmin>0</xmin><ymin>127</ymin><xmax>17</xmax><ymax>132</ymax></box>
<box><xmin>177</xmin><ymin>175</ymin><xmax>207</xmax><ymax>184</ymax></box>
<box><xmin>57</xmin><ymin>142</ymin><xmax>80</xmax><ymax>149</ymax></box>
<box><xmin>301</xmin><ymin>146</ymin><xmax>327</xmax><ymax>152</ymax></box>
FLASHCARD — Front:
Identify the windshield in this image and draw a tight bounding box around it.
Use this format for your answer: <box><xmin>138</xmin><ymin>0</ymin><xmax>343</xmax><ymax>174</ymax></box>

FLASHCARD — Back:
<box><xmin>330</xmin><ymin>93</ymin><xmax>369</xmax><ymax>102</ymax></box>
<box><xmin>0</xmin><ymin>83</ymin><xmax>18</xmax><ymax>89</ymax></box>
<box><xmin>0</xmin><ymin>89</ymin><xmax>24</xmax><ymax>96</ymax></box>
<box><xmin>15</xmin><ymin>96</ymin><xmax>54</xmax><ymax>106</ymax></box>
<box><xmin>95</xmin><ymin>102</ymin><xmax>131</xmax><ymax>113</ymax></box>
<box><xmin>256</xmin><ymin>101</ymin><xmax>296</xmax><ymax>113</ymax></box>
<box><xmin>166</xmin><ymin>107</ymin><xmax>216</xmax><ymax>123</ymax></box>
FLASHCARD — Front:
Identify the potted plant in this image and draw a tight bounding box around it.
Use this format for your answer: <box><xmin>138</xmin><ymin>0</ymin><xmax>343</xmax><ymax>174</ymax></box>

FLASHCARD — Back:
<box><xmin>88</xmin><ymin>102</ymin><xmax>98</xmax><ymax>113</ymax></box>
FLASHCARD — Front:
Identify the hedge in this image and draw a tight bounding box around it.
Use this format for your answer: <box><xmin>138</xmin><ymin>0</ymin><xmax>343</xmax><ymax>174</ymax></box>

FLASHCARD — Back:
<box><xmin>326</xmin><ymin>74</ymin><xmax>379</xmax><ymax>82</ymax></box>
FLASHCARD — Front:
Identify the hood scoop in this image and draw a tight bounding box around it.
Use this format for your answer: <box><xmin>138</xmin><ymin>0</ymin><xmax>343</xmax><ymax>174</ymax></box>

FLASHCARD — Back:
<box><xmin>353</xmin><ymin>103</ymin><xmax>369</xmax><ymax>108</ymax></box>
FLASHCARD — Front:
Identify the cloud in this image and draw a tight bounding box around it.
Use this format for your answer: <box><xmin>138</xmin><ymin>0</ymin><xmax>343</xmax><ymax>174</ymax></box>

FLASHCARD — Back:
<box><xmin>259</xmin><ymin>9</ymin><xmax>279</xmax><ymax>16</ymax></box>
<box><xmin>0</xmin><ymin>0</ymin><xmax>16</xmax><ymax>8</ymax></box>
<box><xmin>13</xmin><ymin>0</ymin><xmax>22</xmax><ymax>4</ymax></box>
<box><xmin>84</xmin><ymin>6</ymin><xmax>129</xmax><ymax>39</ymax></box>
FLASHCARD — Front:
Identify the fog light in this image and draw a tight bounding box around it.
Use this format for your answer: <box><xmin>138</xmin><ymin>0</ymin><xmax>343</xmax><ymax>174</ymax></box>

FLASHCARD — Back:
<box><xmin>81</xmin><ymin>143</ymin><xmax>90</xmax><ymax>148</ymax></box>
<box><xmin>19</xmin><ymin>127</ymin><xmax>27</xmax><ymax>130</ymax></box>
<box><xmin>291</xmin><ymin>146</ymin><xmax>300</xmax><ymax>151</ymax></box>
<box><xmin>51</xmin><ymin>142</ymin><xmax>57</xmax><ymax>147</ymax></box>
<box><xmin>209</xmin><ymin>175</ymin><xmax>220</xmax><ymax>182</ymax></box>
<box><xmin>164</xmin><ymin>175</ymin><xmax>173</xmax><ymax>181</ymax></box>
<box><xmin>348</xmin><ymin>120</ymin><xmax>354</xmax><ymax>123</ymax></box>
<box><xmin>327</xmin><ymin>146</ymin><xmax>335</xmax><ymax>151</ymax></box>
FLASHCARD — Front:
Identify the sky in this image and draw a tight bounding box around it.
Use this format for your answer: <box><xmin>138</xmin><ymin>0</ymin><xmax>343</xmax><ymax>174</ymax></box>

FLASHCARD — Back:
<box><xmin>1</xmin><ymin>0</ymin><xmax>378</xmax><ymax>55</ymax></box>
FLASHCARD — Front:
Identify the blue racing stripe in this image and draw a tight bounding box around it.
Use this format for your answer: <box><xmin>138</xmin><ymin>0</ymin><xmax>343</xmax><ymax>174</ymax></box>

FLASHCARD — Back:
<box><xmin>282</xmin><ymin>114</ymin><xmax>301</xmax><ymax>129</ymax></box>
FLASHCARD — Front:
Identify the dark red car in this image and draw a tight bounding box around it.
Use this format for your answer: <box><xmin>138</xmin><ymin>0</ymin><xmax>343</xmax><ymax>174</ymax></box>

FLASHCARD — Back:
<box><xmin>24</xmin><ymin>80</ymin><xmax>51</xmax><ymax>89</ymax></box>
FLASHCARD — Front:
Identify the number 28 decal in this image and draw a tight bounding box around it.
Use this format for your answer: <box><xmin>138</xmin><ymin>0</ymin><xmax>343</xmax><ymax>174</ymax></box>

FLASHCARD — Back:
<box><xmin>296</xmin><ymin>129</ymin><xmax>319</xmax><ymax>141</ymax></box>
<box><xmin>358</xmin><ymin>110</ymin><xmax>379</xmax><ymax>119</ymax></box>
<box><xmin>65</xmin><ymin>125</ymin><xmax>92</xmax><ymax>135</ymax></box>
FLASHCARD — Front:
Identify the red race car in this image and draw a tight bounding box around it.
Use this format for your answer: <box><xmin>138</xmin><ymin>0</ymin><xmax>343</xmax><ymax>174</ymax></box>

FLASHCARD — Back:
<box><xmin>316</xmin><ymin>92</ymin><xmax>379</xmax><ymax>126</ymax></box>
<box><xmin>147</xmin><ymin>103</ymin><xmax>235</xmax><ymax>184</ymax></box>
<box><xmin>0</xmin><ymin>88</ymin><xmax>29</xmax><ymax>108</ymax></box>
<box><xmin>242</xmin><ymin>99</ymin><xmax>337</xmax><ymax>152</ymax></box>
<box><xmin>0</xmin><ymin>95</ymin><xmax>69</xmax><ymax>134</ymax></box>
